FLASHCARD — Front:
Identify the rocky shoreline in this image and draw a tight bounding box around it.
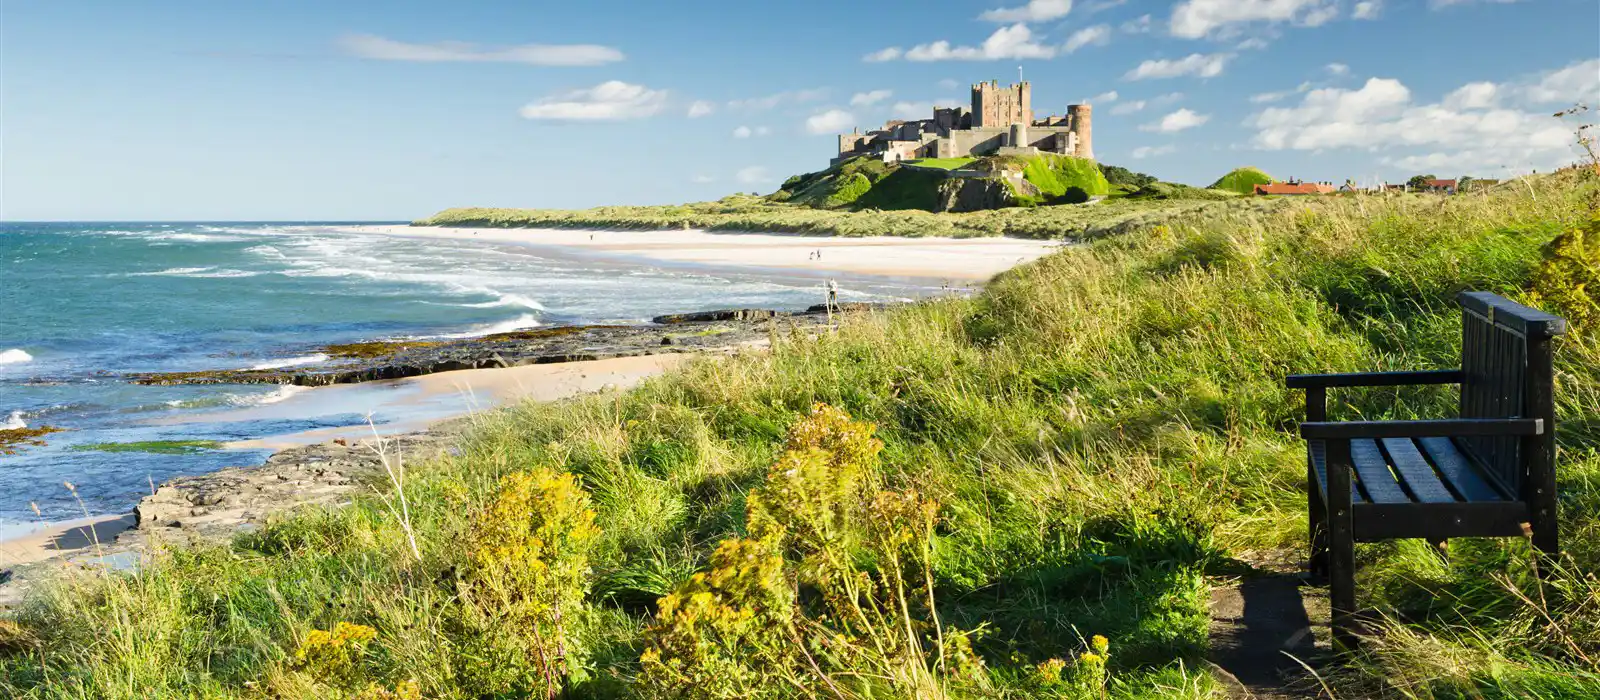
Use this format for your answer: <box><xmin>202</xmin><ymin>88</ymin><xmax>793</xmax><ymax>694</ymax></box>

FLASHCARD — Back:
<box><xmin>130</xmin><ymin>304</ymin><xmax>869</xmax><ymax>387</ymax></box>
<box><xmin>1</xmin><ymin>303</ymin><xmax>879</xmax><ymax>608</ymax></box>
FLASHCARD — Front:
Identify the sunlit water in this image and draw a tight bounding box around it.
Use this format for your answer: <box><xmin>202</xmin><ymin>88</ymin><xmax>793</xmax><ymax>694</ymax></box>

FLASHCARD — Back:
<box><xmin>0</xmin><ymin>222</ymin><xmax>945</xmax><ymax>526</ymax></box>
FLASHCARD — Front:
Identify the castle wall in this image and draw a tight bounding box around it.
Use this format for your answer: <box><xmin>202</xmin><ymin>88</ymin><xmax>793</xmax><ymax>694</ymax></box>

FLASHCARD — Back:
<box><xmin>972</xmin><ymin>81</ymin><xmax>1032</xmax><ymax>128</ymax></box>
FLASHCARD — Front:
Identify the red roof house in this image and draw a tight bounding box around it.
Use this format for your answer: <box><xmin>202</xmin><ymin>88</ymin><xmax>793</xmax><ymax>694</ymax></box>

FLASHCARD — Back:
<box><xmin>1253</xmin><ymin>182</ymin><xmax>1337</xmax><ymax>195</ymax></box>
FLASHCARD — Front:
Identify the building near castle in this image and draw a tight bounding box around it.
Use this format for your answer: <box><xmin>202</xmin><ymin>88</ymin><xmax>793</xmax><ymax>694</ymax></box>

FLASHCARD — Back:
<box><xmin>834</xmin><ymin>81</ymin><xmax>1093</xmax><ymax>166</ymax></box>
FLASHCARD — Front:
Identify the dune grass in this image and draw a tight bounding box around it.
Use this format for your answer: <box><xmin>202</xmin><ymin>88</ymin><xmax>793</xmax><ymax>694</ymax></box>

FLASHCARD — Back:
<box><xmin>3</xmin><ymin>170</ymin><xmax>1598</xmax><ymax>699</ymax></box>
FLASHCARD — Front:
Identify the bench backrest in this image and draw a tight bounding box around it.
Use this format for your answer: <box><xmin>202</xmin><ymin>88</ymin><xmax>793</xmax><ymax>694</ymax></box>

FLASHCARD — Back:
<box><xmin>1457</xmin><ymin>292</ymin><xmax>1567</xmax><ymax>496</ymax></box>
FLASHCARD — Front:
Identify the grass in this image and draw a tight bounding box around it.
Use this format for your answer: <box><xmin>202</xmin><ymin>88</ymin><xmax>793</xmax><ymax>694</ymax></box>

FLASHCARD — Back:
<box><xmin>905</xmin><ymin>157</ymin><xmax>979</xmax><ymax>170</ymax></box>
<box><xmin>418</xmin><ymin>193</ymin><xmax>1256</xmax><ymax>239</ymax></box>
<box><xmin>4</xmin><ymin>167</ymin><xmax>1598</xmax><ymax>698</ymax></box>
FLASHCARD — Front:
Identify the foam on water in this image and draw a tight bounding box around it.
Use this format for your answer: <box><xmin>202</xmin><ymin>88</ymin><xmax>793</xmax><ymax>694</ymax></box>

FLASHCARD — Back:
<box><xmin>0</xmin><ymin>348</ymin><xmax>32</xmax><ymax>365</ymax></box>
<box><xmin>2</xmin><ymin>410</ymin><xmax>26</xmax><ymax>430</ymax></box>
<box><xmin>426</xmin><ymin>313</ymin><xmax>543</xmax><ymax>339</ymax></box>
<box><xmin>249</xmin><ymin>353</ymin><xmax>331</xmax><ymax>370</ymax></box>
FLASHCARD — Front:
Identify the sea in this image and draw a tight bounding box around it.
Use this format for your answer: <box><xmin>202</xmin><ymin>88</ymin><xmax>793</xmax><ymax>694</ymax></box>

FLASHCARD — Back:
<box><xmin>0</xmin><ymin>222</ymin><xmax>942</xmax><ymax>531</ymax></box>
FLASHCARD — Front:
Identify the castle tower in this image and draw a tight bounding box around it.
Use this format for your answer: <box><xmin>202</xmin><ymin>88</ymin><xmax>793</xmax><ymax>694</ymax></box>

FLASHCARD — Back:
<box><xmin>972</xmin><ymin>80</ymin><xmax>1032</xmax><ymax>128</ymax></box>
<box><xmin>1067</xmin><ymin>104</ymin><xmax>1093</xmax><ymax>160</ymax></box>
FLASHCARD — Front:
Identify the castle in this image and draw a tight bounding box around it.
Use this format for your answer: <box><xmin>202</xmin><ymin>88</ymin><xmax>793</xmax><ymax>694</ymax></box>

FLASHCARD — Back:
<box><xmin>834</xmin><ymin>81</ymin><xmax>1093</xmax><ymax>166</ymax></box>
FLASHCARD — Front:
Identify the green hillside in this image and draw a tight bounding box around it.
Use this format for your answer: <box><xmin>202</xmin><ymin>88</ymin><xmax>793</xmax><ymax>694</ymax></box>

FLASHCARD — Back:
<box><xmin>1210</xmin><ymin>167</ymin><xmax>1274</xmax><ymax>195</ymax></box>
<box><xmin>8</xmin><ymin>169</ymin><xmax>1597</xmax><ymax>699</ymax></box>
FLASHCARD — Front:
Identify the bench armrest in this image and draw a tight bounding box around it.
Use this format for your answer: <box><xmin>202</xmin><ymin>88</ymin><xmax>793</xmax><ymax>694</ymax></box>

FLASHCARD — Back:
<box><xmin>1286</xmin><ymin>370</ymin><xmax>1463</xmax><ymax>389</ymax></box>
<box><xmin>1301</xmin><ymin>418</ymin><xmax>1543</xmax><ymax>440</ymax></box>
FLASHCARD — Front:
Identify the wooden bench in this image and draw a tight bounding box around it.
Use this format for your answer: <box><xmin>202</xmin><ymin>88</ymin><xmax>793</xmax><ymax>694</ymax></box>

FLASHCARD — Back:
<box><xmin>1286</xmin><ymin>291</ymin><xmax>1567</xmax><ymax>648</ymax></box>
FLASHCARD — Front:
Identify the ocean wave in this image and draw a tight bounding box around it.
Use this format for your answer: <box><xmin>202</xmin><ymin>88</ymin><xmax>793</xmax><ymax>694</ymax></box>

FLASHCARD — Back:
<box><xmin>245</xmin><ymin>385</ymin><xmax>308</xmax><ymax>405</ymax></box>
<box><xmin>426</xmin><ymin>314</ymin><xmax>543</xmax><ymax>339</ymax></box>
<box><xmin>2</xmin><ymin>410</ymin><xmax>25</xmax><ymax>430</ymax></box>
<box><xmin>0</xmin><ymin>349</ymin><xmax>32</xmax><ymax>365</ymax></box>
<box><xmin>128</xmin><ymin>267</ymin><xmax>261</xmax><ymax>279</ymax></box>
<box><xmin>457</xmin><ymin>292</ymin><xmax>547</xmax><ymax>311</ymax></box>
<box><xmin>142</xmin><ymin>232</ymin><xmax>249</xmax><ymax>243</ymax></box>
<box><xmin>249</xmin><ymin>353</ymin><xmax>330</xmax><ymax>370</ymax></box>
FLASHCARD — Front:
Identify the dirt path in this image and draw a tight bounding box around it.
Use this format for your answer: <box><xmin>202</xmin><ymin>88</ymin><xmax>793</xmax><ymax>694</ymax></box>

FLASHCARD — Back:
<box><xmin>1208</xmin><ymin>556</ymin><xmax>1333</xmax><ymax>699</ymax></box>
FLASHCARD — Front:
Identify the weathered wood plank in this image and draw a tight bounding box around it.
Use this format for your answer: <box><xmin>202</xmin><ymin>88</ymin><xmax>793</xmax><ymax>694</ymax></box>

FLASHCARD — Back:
<box><xmin>1418</xmin><ymin>437</ymin><xmax>1506</xmax><ymax>502</ymax></box>
<box><xmin>1309</xmin><ymin>440</ymin><xmax>1362</xmax><ymax>503</ymax></box>
<box><xmin>1351</xmin><ymin>439</ymin><xmax>1410</xmax><ymax>504</ymax></box>
<box><xmin>1380</xmin><ymin>438</ymin><xmax>1456</xmax><ymax>503</ymax></box>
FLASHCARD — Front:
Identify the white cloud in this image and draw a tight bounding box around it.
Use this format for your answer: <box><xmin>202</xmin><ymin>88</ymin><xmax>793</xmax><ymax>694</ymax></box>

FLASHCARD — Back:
<box><xmin>735</xmin><ymin>166</ymin><xmax>771</xmax><ymax>185</ymax></box>
<box><xmin>1444</xmin><ymin>82</ymin><xmax>1498</xmax><ymax>109</ymax></box>
<box><xmin>733</xmin><ymin>126</ymin><xmax>752</xmax><ymax>139</ymax></box>
<box><xmin>938</xmin><ymin>78</ymin><xmax>961</xmax><ymax>90</ymax></box>
<box><xmin>1132</xmin><ymin>144</ymin><xmax>1177</xmax><ymax>158</ymax></box>
<box><xmin>687</xmin><ymin>100</ymin><xmax>715</xmax><ymax>118</ymax></box>
<box><xmin>1126</xmin><ymin>53</ymin><xmax>1230</xmax><ymax>80</ymax></box>
<box><xmin>806</xmin><ymin>109</ymin><xmax>856</xmax><ymax>135</ymax></box>
<box><xmin>339</xmin><ymin>34</ymin><xmax>623</xmax><ymax>66</ymax></box>
<box><xmin>1109</xmin><ymin>93</ymin><xmax>1181</xmax><ymax>115</ymax></box>
<box><xmin>1085</xmin><ymin>0</ymin><xmax>1128</xmax><ymax>13</ymax></box>
<box><xmin>1520</xmin><ymin>58</ymin><xmax>1600</xmax><ymax>104</ymax></box>
<box><xmin>1064</xmin><ymin>25</ymin><xmax>1113</xmax><ymax>53</ymax></box>
<box><xmin>1122</xmin><ymin>14</ymin><xmax>1154</xmax><ymax>33</ymax></box>
<box><xmin>980</xmin><ymin>0</ymin><xmax>1074</xmax><ymax>23</ymax></box>
<box><xmin>1246</xmin><ymin>71</ymin><xmax>1584</xmax><ymax>173</ymax></box>
<box><xmin>1326</xmin><ymin>62</ymin><xmax>1350</xmax><ymax>76</ymax></box>
<box><xmin>728</xmin><ymin>89</ymin><xmax>829</xmax><ymax>111</ymax></box>
<box><xmin>1169</xmin><ymin>0</ymin><xmax>1340</xmax><ymax>39</ymax></box>
<box><xmin>864</xmin><ymin>47</ymin><xmax>903</xmax><ymax>62</ymax></box>
<box><xmin>1235</xmin><ymin>37</ymin><xmax>1273</xmax><ymax>50</ymax></box>
<box><xmin>1143</xmin><ymin>108</ymin><xmax>1210</xmax><ymax>132</ymax></box>
<box><xmin>1352</xmin><ymin>1</ymin><xmax>1383</xmax><ymax>19</ymax></box>
<box><xmin>850</xmin><ymin>89</ymin><xmax>894</xmax><ymax>106</ymax></box>
<box><xmin>1250</xmin><ymin>86</ymin><xmax>1299</xmax><ymax>103</ymax></box>
<box><xmin>1089</xmin><ymin>90</ymin><xmax>1119</xmax><ymax>103</ymax></box>
<box><xmin>1110</xmin><ymin>100</ymin><xmax>1148</xmax><ymax>115</ymax></box>
<box><xmin>518</xmin><ymin>81</ymin><xmax>668</xmax><ymax>121</ymax></box>
<box><xmin>691</xmin><ymin>174</ymin><xmax>717</xmax><ymax>184</ymax></box>
<box><xmin>881</xmin><ymin>24</ymin><xmax>1057</xmax><ymax>62</ymax></box>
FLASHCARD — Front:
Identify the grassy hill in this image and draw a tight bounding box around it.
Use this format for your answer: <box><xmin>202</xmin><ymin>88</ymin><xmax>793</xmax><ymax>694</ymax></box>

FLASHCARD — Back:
<box><xmin>1210</xmin><ymin>167</ymin><xmax>1274</xmax><ymax>195</ymax></box>
<box><xmin>419</xmin><ymin>156</ymin><xmax>1219</xmax><ymax>238</ymax></box>
<box><xmin>5</xmin><ymin>168</ymin><xmax>1597</xmax><ymax>699</ymax></box>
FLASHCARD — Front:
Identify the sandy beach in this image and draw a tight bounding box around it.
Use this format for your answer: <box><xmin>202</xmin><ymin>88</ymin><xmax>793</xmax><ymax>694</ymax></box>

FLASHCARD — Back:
<box><xmin>340</xmin><ymin>224</ymin><xmax>1062</xmax><ymax>282</ymax></box>
<box><xmin>0</xmin><ymin>354</ymin><xmax>691</xmax><ymax>584</ymax></box>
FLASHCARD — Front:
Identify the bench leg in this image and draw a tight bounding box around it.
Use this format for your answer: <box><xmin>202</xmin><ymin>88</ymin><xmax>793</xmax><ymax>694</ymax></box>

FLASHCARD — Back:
<box><xmin>1330</xmin><ymin>512</ymin><xmax>1357</xmax><ymax>651</ymax></box>
<box><xmin>1326</xmin><ymin>439</ymin><xmax>1358</xmax><ymax>651</ymax></box>
<box><xmin>1308</xmin><ymin>464</ymin><xmax>1328</xmax><ymax>578</ymax></box>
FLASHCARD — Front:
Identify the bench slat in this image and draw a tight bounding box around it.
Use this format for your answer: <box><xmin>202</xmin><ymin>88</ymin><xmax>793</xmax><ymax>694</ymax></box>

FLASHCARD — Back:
<box><xmin>1309</xmin><ymin>440</ymin><xmax>1362</xmax><ymax>503</ymax></box>
<box><xmin>1380</xmin><ymin>438</ymin><xmax>1457</xmax><ymax>503</ymax></box>
<box><xmin>1351</xmin><ymin>439</ymin><xmax>1410</xmax><ymax>504</ymax></box>
<box><xmin>1418</xmin><ymin>437</ymin><xmax>1508</xmax><ymax>502</ymax></box>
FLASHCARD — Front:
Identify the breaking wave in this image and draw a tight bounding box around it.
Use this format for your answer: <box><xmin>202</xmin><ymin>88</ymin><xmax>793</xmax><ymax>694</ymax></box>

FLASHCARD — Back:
<box><xmin>249</xmin><ymin>354</ymin><xmax>331</xmax><ymax>370</ymax></box>
<box><xmin>427</xmin><ymin>314</ymin><xmax>543</xmax><ymax>339</ymax></box>
<box><xmin>0</xmin><ymin>349</ymin><xmax>32</xmax><ymax>365</ymax></box>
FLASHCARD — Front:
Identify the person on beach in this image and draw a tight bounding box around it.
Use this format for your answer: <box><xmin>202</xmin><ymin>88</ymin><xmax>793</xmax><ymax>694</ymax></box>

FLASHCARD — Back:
<box><xmin>827</xmin><ymin>279</ymin><xmax>839</xmax><ymax>312</ymax></box>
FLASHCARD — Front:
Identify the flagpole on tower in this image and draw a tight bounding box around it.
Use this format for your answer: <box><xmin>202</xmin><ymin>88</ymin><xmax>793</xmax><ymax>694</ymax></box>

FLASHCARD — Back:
<box><xmin>1018</xmin><ymin>65</ymin><xmax>1024</xmax><ymax>84</ymax></box>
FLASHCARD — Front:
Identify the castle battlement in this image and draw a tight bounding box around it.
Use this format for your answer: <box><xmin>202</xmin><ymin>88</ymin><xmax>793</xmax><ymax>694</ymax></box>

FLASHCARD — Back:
<box><xmin>834</xmin><ymin>80</ymin><xmax>1093</xmax><ymax>166</ymax></box>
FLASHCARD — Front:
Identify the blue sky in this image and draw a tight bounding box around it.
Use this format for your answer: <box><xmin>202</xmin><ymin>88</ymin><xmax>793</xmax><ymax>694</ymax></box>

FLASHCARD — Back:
<box><xmin>3</xmin><ymin>0</ymin><xmax>1597</xmax><ymax>220</ymax></box>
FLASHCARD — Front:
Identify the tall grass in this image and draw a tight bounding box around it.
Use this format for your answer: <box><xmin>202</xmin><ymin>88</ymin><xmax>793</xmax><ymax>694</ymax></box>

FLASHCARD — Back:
<box><xmin>415</xmin><ymin>194</ymin><xmax>1263</xmax><ymax>240</ymax></box>
<box><xmin>3</xmin><ymin>172</ymin><xmax>1597</xmax><ymax>698</ymax></box>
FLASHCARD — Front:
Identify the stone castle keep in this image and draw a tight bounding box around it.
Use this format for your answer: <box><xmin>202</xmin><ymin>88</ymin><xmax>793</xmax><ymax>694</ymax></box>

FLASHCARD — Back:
<box><xmin>835</xmin><ymin>81</ymin><xmax>1093</xmax><ymax>166</ymax></box>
